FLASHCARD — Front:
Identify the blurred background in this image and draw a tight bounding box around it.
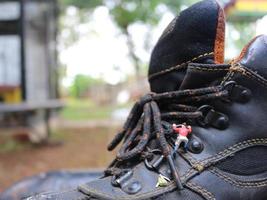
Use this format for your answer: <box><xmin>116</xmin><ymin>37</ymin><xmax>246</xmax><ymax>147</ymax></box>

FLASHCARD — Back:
<box><xmin>0</xmin><ymin>0</ymin><xmax>267</xmax><ymax>192</ymax></box>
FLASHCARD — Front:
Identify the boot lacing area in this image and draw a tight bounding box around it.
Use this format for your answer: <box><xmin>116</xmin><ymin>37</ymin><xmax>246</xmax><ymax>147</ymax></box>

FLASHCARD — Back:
<box><xmin>105</xmin><ymin>82</ymin><xmax>236</xmax><ymax>190</ymax></box>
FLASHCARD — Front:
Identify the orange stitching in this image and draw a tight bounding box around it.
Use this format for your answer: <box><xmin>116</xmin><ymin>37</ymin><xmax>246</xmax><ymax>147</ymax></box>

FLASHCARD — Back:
<box><xmin>198</xmin><ymin>138</ymin><xmax>267</xmax><ymax>166</ymax></box>
<box><xmin>230</xmin><ymin>64</ymin><xmax>267</xmax><ymax>88</ymax></box>
<box><xmin>148</xmin><ymin>52</ymin><xmax>214</xmax><ymax>80</ymax></box>
<box><xmin>191</xmin><ymin>66</ymin><xmax>229</xmax><ymax>72</ymax></box>
<box><xmin>210</xmin><ymin>168</ymin><xmax>267</xmax><ymax>188</ymax></box>
<box><xmin>186</xmin><ymin>182</ymin><xmax>215</xmax><ymax>200</ymax></box>
<box><xmin>78</xmin><ymin>168</ymin><xmax>196</xmax><ymax>200</ymax></box>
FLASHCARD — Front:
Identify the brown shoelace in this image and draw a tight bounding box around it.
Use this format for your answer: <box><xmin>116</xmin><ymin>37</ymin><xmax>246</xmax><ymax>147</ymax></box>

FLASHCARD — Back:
<box><xmin>106</xmin><ymin>85</ymin><xmax>230</xmax><ymax>189</ymax></box>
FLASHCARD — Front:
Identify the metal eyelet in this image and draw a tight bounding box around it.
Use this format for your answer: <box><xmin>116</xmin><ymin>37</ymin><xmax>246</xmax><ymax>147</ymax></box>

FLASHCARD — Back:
<box><xmin>223</xmin><ymin>81</ymin><xmax>237</xmax><ymax>93</ymax></box>
<box><xmin>122</xmin><ymin>181</ymin><xmax>142</xmax><ymax>194</ymax></box>
<box><xmin>196</xmin><ymin>105</ymin><xmax>213</xmax><ymax>127</ymax></box>
<box><xmin>197</xmin><ymin>105</ymin><xmax>229</xmax><ymax>130</ymax></box>
<box><xmin>111</xmin><ymin>169</ymin><xmax>142</xmax><ymax>194</ymax></box>
<box><xmin>144</xmin><ymin>149</ymin><xmax>163</xmax><ymax>170</ymax></box>
<box><xmin>111</xmin><ymin>169</ymin><xmax>133</xmax><ymax>187</ymax></box>
<box><xmin>223</xmin><ymin>81</ymin><xmax>251</xmax><ymax>103</ymax></box>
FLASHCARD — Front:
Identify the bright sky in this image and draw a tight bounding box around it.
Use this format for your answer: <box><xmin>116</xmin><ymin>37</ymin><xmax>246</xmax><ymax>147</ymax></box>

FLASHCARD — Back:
<box><xmin>256</xmin><ymin>15</ymin><xmax>267</xmax><ymax>35</ymax></box>
<box><xmin>59</xmin><ymin>6</ymin><xmax>174</xmax><ymax>87</ymax></box>
<box><xmin>59</xmin><ymin>5</ymin><xmax>267</xmax><ymax>87</ymax></box>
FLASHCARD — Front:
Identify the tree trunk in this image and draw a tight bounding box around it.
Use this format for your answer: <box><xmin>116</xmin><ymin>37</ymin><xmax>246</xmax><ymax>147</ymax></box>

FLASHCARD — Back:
<box><xmin>124</xmin><ymin>28</ymin><xmax>141</xmax><ymax>79</ymax></box>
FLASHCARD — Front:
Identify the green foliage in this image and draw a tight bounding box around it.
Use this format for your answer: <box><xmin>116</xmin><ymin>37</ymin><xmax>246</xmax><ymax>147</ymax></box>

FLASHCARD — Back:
<box><xmin>60</xmin><ymin>98</ymin><xmax>113</xmax><ymax>120</ymax></box>
<box><xmin>109</xmin><ymin>0</ymin><xmax>200</xmax><ymax>30</ymax></box>
<box><xmin>59</xmin><ymin>0</ymin><xmax>183</xmax><ymax>30</ymax></box>
<box><xmin>59</xmin><ymin>0</ymin><xmax>103</xmax><ymax>9</ymax></box>
<box><xmin>230</xmin><ymin>22</ymin><xmax>256</xmax><ymax>50</ymax></box>
<box><xmin>59</xmin><ymin>0</ymin><xmax>184</xmax><ymax>77</ymax></box>
<box><xmin>69</xmin><ymin>74</ymin><xmax>102</xmax><ymax>98</ymax></box>
<box><xmin>59</xmin><ymin>0</ymin><xmax>258</xmax><ymax>78</ymax></box>
<box><xmin>60</xmin><ymin>98</ymin><xmax>133</xmax><ymax>121</ymax></box>
<box><xmin>110</xmin><ymin>0</ymin><xmax>163</xmax><ymax>29</ymax></box>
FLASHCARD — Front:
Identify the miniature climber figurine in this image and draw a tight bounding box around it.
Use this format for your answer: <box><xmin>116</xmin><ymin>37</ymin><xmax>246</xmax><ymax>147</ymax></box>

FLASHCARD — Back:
<box><xmin>172</xmin><ymin>124</ymin><xmax>192</xmax><ymax>152</ymax></box>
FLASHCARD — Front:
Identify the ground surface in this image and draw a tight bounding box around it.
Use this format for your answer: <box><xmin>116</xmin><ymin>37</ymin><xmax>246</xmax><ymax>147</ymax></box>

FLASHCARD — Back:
<box><xmin>60</xmin><ymin>98</ymin><xmax>131</xmax><ymax>121</ymax></box>
<box><xmin>0</xmin><ymin>126</ymin><xmax>119</xmax><ymax>192</ymax></box>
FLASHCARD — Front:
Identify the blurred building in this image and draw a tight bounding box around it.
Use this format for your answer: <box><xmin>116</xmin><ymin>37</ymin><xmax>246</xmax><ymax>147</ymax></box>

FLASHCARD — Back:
<box><xmin>225</xmin><ymin>0</ymin><xmax>267</xmax><ymax>21</ymax></box>
<box><xmin>0</xmin><ymin>0</ymin><xmax>63</xmax><ymax>143</ymax></box>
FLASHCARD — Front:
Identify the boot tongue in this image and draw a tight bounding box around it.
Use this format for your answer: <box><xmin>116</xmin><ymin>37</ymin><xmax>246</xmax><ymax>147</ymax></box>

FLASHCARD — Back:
<box><xmin>179</xmin><ymin>63</ymin><xmax>230</xmax><ymax>89</ymax></box>
<box><xmin>234</xmin><ymin>35</ymin><xmax>267</xmax><ymax>79</ymax></box>
<box><xmin>148</xmin><ymin>0</ymin><xmax>225</xmax><ymax>93</ymax></box>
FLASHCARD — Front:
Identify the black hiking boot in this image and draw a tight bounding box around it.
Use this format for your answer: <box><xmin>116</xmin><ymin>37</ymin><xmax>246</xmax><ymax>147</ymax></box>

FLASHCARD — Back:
<box><xmin>29</xmin><ymin>1</ymin><xmax>267</xmax><ymax>200</ymax></box>
<box><xmin>71</xmin><ymin>35</ymin><xmax>267</xmax><ymax>200</ymax></box>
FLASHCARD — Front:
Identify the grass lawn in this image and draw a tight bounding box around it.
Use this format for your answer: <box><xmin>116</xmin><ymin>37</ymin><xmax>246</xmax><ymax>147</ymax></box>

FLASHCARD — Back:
<box><xmin>60</xmin><ymin>98</ymin><xmax>115</xmax><ymax>121</ymax></box>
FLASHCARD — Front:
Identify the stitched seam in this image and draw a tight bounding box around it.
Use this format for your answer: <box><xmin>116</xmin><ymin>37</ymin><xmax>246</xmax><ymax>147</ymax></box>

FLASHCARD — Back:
<box><xmin>230</xmin><ymin>64</ymin><xmax>267</xmax><ymax>88</ymax></box>
<box><xmin>197</xmin><ymin>139</ymin><xmax>267</xmax><ymax>166</ymax></box>
<box><xmin>79</xmin><ymin>184</ymin><xmax>176</xmax><ymax>200</ymax></box>
<box><xmin>186</xmin><ymin>182</ymin><xmax>215</xmax><ymax>200</ymax></box>
<box><xmin>183</xmin><ymin>168</ymin><xmax>196</xmax><ymax>180</ymax></box>
<box><xmin>79</xmin><ymin>168</ymin><xmax>196</xmax><ymax>200</ymax></box>
<box><xmin>184</xmin><ymin>151</ymin><xmax>198</xmax><ymax>163</ymax></box>
<box><xmin>190</xmin><ymin>66</ymin><xmax>229</xmax><ymax>72</ymax></box>
<box><xmin>203</xmin><ymin>139</ymin><xmax>267</xmax><ymax>164</ymax></box>
<box><xmin>179</xmin><ymin>150</ymin><xmax>197</xmax><ymax>164</ymax></box>
<box><xmin>210</xmin><ymin>168</ymin><xmax>267</xmax><ymax>188</ymax></box>
<box><xmin>148</xmin><ymin>52</ymin><xmax>214</xmax><ymax>80</ymax></box>
<box><xmin>221</xmin><ymin>70</ymin><xmax>234</xmax><ymax>84</ymax></box>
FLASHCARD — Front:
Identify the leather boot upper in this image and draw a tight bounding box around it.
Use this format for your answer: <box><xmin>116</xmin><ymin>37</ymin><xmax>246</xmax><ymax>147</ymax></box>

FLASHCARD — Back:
<box><xmin>148</xmin><ymin>0</ymin><xmax>225</xmax><ymax>93</ymax></box>
<box><xmin>25</xmin><ymin>2</ymin><xmax>267</xmax><ymax>200</ymax></box>
<box><xmin>74</xmin><ymin>35</ymin><xmax>267</xmax><ymax>200</ymax></box>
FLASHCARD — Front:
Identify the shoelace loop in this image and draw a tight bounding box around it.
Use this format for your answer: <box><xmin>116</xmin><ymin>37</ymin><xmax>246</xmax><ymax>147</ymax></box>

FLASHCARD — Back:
<box><xmin>106</xmin><ymin>84</ymin><xmax>231</xmax><ymax>190</ymax></box>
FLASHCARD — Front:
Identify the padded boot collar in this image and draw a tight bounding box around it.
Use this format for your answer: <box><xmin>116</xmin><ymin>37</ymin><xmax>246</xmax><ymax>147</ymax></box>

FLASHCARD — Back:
<box><xmin>148</xmin><ymin>0</ymin><xmax>225</xmax><ymax>93</ymax></box>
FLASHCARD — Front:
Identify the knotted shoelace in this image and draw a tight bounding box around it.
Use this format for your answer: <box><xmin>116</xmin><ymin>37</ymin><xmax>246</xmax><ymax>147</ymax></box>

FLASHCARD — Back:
<box><xmin>105</xmin><ymin>85</ymin><xmax>230</xmax><ymax>189</ymax></box>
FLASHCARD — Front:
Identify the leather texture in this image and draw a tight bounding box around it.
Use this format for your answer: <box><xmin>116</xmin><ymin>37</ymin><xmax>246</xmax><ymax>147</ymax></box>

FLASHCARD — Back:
<box><xmin>27</xmin><ymin>35</ymin><xmax>267</xmax><ymax>200</ymax></box>
<box><xmin>239</xmin><ymin>35</ymin><xmax>267</xmax><ymax>78</ymax></box>
<box><xmin>148</xmin><ymin>0</ymin><xmax>224</xmax><ymax>93</ymax></box>
<box><xmin>75</xmin><ymin>35</ymin><xmax>267</xmax><ymax>200</ymax></box>
<box><xmin>26</xmin><ymin>2</ymin><xmax>267</xmax><ymax>200</ymax></box>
